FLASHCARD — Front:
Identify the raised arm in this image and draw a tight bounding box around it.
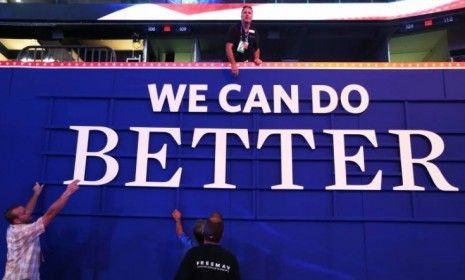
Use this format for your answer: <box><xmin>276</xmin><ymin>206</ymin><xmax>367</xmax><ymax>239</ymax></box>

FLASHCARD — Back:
<box><xmin>172</xmin><ymin>209</ymin><xmax>185</xmax><ymax>237</ymax></box>
<box><xmin>25</xmin><ymin>182</ymin><xmax>44</xmax><ymax>217</ymax></box>
<box><xmin>42</xmin><ymin>179</ymin><xmax>80</xmax><ymax>227</ymax></box>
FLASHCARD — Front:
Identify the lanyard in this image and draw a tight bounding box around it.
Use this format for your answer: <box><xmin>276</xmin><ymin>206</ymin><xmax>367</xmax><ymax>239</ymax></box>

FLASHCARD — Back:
<box><xmin>241</xmin><ymin>26</ymin><xmax>249</xmax><ymax>43</ymax></box>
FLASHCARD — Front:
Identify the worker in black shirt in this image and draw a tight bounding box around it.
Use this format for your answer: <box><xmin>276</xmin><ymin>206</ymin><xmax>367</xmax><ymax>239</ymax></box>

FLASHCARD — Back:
<box><xmin>174</xmin><ymin>218</ymin><xmax>240</xmax><ymax>280</ymax></box>
<box><xmin>225</xmin><ymin>5</ymin><xmax>262</xmax><ymax>76</ymax></box>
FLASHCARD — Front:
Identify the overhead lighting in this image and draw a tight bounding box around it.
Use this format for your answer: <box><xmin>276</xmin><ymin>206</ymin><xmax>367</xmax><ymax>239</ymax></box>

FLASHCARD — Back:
<box><xmin>80</xmin><ymin>39</ymin><xmax>144</xmax><ymax>51</ymax></box>
<box><xmin>0</xmin><ymin>39</ymin><xmax>40</xmax><ymax>50</ymax></box>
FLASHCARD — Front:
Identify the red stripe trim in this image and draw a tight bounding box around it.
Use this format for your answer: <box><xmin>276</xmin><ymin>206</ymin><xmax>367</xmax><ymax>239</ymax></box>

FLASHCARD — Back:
<box><xmin>1</xmin><ymin>61</ymin><xmax>464</xmax><ymax>69</ymax></box>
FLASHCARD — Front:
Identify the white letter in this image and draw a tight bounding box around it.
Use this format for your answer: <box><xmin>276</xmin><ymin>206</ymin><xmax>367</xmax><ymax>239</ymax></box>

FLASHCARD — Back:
<box><xmin>312</xmin><ymin>85</ymin><xmax>338</xmax><ymax>114</ymax></box>
<box><xmin>64</xmin><ymin>126</ymin><xmax>118</xmax><ymax>186</ymax></box>
<box><xmin>340</xmin><ymin>84</ymin><xmax>369</xmax><ymax>114</ymax></box>
<box><xmin>148</xmin><ymin>83</ymin><xmax>186</xmax><ymax>112</ymax></box>
<box><xmin>126</xmin><ymin>127</ymin><xmax>182</xmax><ymax>187</ymax></box>
<box><xmin>273</xmin><ymin>85</ymin><xmax>299</xmax><ymax>113</ymax></box>
<box><xmin>219</xmin><ymin>84</ymin><xmax>241</xmax><ymax>113</ymax></box>
<box><xmin>324</xmin><ymin>130</ymin><xmax>382</xmax><ymax>190</ymax></box>
<box><xmin>243</xmin><ymin>85</ymin><xmax>271</xmax><ymax>113</ymax></box>
<box><xmin>192</xmin><ymin>128</ymin><xmax>250</xmax><ymax>189</ymax></box>
<box><xmin>389</xmin><ymin>130</ymin><xmax>458</xmax><ymax>191</ymax></box>
<box><xmin>189</xmin><ymin>84</ymin><xmax>208</xmax><ymax>113</ymax></box>
<box><xmin>257</xmin><ymin>129</ymin><xmax>315</xmax><ymax>190</ymax></box>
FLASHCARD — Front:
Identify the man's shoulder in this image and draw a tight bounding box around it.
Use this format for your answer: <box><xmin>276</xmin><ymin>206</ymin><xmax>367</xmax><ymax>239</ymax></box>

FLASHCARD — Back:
<box><xmin>183</xmin><ymin>244</ymin><xmax>201</xmax><ymax>256</ymax></box>
<box><xmin>203</xmin><ymin>244</ymin><xmax>237</xmax><ymax>259</ymax></box>
<box><xmin>31</xmin><ymin>217</ymin><xmax>45</xmax><ymax>229</ymax></box>
<box><xmin>9</xmin><ymin>218</ymin><xmax>44</xmax><ymax>233</ymax></box>
<box><xmin>218</xmin><ymin>246</ymin><xmax>238</xmax><ymax>260</ymax></box>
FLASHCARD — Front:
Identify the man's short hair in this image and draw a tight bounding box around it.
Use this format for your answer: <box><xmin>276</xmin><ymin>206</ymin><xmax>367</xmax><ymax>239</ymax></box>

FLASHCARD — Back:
<box><xmin>193</xmin><ymin>219</ymin><xmax>206</xmax><ymax>245</ymax></box>
<box><xmin>203</xmin><ymin>219</ymin><xmax>224</xmax><ymax>243</ymax></box>
<box><xmin>242</xmin><ymin>5</ymin><xmax>253</xmax><ymax>12</ymax></box>
<box><xmin>4</xmin><ymin>205</ymin><xmax>20</xmax><ymax>224</ymax></box>
<box><xmin>209</xmin><ymin>212</ymin><xmax>223</xmax><ymax>223</ymax></box>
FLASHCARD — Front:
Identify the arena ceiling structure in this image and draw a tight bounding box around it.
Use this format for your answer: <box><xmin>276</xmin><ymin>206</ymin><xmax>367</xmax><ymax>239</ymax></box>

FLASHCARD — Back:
<box><xmin>0</xmin><ymin>0</ymin><xmax>464</xmax><ymax>62</ymax></box>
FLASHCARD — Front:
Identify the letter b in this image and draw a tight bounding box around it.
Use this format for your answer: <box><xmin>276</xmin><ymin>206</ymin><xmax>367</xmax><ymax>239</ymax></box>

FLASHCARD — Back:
<box><xmin>64</xmin><ymin>126</ymin><xmax>119</xmax><ymax>186</ymax></box>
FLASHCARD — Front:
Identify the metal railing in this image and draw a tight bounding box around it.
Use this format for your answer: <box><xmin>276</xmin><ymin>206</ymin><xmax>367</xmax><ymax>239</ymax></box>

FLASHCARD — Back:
<box><xmin>17</xmin><ymin>45</ymin><xmax>117</xmax><ymax>62</ymax></box>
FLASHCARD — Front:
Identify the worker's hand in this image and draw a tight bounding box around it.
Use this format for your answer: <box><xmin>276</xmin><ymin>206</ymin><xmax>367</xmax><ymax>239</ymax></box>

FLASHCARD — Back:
<box><xmin>33</xmin><ymin>182</ymin><xmax>44</xmax><ymax>195</ymax></box>
<box><xmin>64</xmin><ymin>179</ymin><xmax>80</xmax><ymax>197</ymax></box>
<box><xmin>231</xmin><ymin>63</ymin><xmax>239</xmax><ymax>77</ymax></box>
<box><xmin>172</xmin><ymin>209</ymin><xmax>182</xmax><ymax>222</ymax></box>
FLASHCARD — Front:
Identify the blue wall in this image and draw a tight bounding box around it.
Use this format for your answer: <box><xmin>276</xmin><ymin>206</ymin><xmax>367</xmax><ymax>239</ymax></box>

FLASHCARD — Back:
<box><xmin>0</xmin><ymin>65</ymin><xmax>464</xmax><ymax>280</ymax></box>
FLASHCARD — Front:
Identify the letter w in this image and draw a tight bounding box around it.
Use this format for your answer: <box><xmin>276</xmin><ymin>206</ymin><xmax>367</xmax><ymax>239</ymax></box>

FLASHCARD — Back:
<box><xmin>148</xmin><ymin>83</ymin><xmax>186</xmax><ymax>112</ymax></box>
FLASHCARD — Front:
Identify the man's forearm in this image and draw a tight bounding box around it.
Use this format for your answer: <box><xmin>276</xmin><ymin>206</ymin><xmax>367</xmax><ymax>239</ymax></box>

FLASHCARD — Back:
<box><xmin>42</xmin><ymin>191</ymin><xmax>73</xmax><ymax>227</ymax></box>
<box><xmin>25</xmin><ymin>192</ymin><xmax>41</xmax><ymax>216</ymax></box>
<box><xmin>175</xmin><ymin>220</ymin><xmax>185</xmax><ymax>237</ymax></box>
<box><xmin>254</xmin><ymin>49</ymin><xmax>261</xmax><ymax>60</ymax></box>
<box><xmin>226</xmin><ymin>44</ymin><xmax>236</xmax><ymax>64</ymax></box>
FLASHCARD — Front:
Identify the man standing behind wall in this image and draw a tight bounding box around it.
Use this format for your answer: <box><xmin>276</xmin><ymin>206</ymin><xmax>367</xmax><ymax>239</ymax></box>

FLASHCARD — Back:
<box><xmin>3</xmin><ymin>180</ymin><xmax>80</xmax><ymax>280</ymax></box>
<box><xmin>172</xmin><ymin>209</ymin><xmax>206</xmax><ymax>251</ymax></box>
<box><xmin>225</xmin><ymin>5</ymin><xmax>262</xmax><ymax>77</ymax></box>
<box><xmin>174</xmin><ymin>219</ymin><xmax>240</xmax><ymax>280</ymax></box>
